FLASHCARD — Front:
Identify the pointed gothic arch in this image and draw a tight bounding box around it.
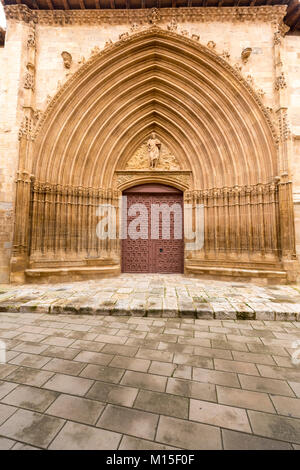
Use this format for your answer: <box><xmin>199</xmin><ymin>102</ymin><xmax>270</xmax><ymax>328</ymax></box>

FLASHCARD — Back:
<box><xmin>12</xmin><ymin>26</ymin><xmax>296</xmax><ymax>283</ymax></box>
<box><xmin>32</xmin><ymin>27</ymin><xmax>277</xmax><ymax>189</ymax></box>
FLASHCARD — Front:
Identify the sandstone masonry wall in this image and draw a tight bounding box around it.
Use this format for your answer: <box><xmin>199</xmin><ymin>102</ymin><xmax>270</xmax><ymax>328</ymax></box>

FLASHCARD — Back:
<box><xmin>0</xmin><ymin>20</ymin><xmax>25</xmax><ymax>282</ymax></box>
<box><xmin>285</xmin><ymin>34</ymin><xmax>300</xmax><ymax>257</ymax></box>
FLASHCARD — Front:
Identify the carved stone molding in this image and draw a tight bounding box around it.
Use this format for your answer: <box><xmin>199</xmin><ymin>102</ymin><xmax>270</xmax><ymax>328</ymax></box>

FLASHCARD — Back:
<box><xmin>15</xmin><ymin>169</ymin><xmax>34</xmax><ymax>184</ymax></box>
<box><xmin>185</xmin><ymin>181</ymin><xmax>278</xmax><ymax>200</ymax></box>
<box><xmin>32</xmin><ymin>181</ymin><xmax>119</xmax><ymax>199</ymax></box>
<box><xmin>114</xmin><ymin>170</ymin><xmax>192</xmax><ymax>191</ymax></box>
<box><xmin>4</xmin><ymin>5</ymin><xmax>287</xmax><ymax>27</ymax></box>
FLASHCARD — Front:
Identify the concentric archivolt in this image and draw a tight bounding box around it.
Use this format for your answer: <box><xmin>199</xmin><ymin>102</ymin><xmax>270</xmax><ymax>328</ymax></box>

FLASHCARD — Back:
<box><xmin>32</xmin><ymin>27</ymin><xmax>278</xmax><ymax>190</ymax></box>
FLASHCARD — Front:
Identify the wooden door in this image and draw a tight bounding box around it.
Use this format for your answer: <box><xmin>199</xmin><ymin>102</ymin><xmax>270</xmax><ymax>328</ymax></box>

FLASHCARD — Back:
<box><xmin>121</xmin><ymin>184</ymin><xmax>183</xmax><ymax>273</ymax></box>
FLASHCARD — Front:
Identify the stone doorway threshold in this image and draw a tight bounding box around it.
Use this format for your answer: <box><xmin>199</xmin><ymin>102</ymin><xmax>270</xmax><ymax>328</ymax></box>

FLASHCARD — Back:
<box><xmin>0</xmin><ymin>275</ymin><xmax>300</xmax><ymax>320</ymax></box>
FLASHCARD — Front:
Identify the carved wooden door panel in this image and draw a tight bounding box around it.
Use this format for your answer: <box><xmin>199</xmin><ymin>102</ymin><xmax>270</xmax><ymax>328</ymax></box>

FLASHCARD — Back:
<box><xmin>122</xmin><ymin>186</ymin><xmax>184</xmax><ymax>273</ymax></box>
<box><xmin>121</xmin><ymin>194</ymin><xmax>151</xmax><ymax>273</ymax></box>
<box><xmin>150</xmin><ymin>193</ymin><xmax>184</xmax><ymax>274</ymax></box>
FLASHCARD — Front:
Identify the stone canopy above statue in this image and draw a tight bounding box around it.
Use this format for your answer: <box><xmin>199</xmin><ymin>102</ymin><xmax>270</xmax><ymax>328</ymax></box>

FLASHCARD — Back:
<box><xmin>125</xmin><ymin>136</ymin><xmax>181</xmax><ymax>171</ymax></box>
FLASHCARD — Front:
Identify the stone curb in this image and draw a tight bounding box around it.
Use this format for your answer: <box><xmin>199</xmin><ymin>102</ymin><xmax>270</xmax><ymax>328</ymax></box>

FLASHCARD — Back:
<box><xmin>0</xmin><ymin>303</ymin><xmax>299</xmax><ymax>320</ymax></box>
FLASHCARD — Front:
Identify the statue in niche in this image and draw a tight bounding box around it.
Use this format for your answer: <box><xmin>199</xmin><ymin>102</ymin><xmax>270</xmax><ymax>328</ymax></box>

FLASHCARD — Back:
<box><xmin>147</xmin><ymin>132</ymin><xmax>161</xmax><ymax>169</ymax></box>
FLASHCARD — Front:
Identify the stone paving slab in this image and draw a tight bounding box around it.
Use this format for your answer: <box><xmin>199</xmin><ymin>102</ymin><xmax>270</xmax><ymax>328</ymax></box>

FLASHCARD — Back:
<box><xmin>0</xmin><ymin>312</ymin><xmax>300</xmax><ymax>449</ymax></box>
<box><xmin>0</xmin><ymin>274</ymin><xmax>300</xmax><ymax>320</ymax></box>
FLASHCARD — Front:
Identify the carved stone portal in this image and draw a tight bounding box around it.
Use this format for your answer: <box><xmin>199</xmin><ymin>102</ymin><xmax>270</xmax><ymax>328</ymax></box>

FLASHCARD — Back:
<box><xmin>125</xmin><ymin>137</ymin><xmax>181</xmax><ymax>171</ymax></box>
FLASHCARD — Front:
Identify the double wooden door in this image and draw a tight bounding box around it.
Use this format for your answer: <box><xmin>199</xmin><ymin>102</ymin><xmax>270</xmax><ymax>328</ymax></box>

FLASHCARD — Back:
<box><xmin>121</xmin><ymin>185</ymin><xmax>184</xmax><ymax>273</ymax></box>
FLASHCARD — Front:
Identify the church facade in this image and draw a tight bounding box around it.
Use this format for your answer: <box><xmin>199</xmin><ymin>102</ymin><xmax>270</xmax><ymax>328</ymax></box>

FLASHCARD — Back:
<box><xmin>0</xmin><ymin>2</ymin><xmax>299</xmax><ymax>284</ymax></box>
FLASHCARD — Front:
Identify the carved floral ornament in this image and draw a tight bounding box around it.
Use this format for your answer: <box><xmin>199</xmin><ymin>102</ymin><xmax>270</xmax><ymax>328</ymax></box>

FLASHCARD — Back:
<box><xmin>184</xmin><ymin>182</ymin><xmax>279</xmax><ymax>200</ymax></box>
<box><xmin>31</xmin><ymin>26</ymin><xmax>276</xmax><ymax>148</ymax></box>
<box><xmin>275</xmin><ymin>72</ymin><xmax>287</xmax><ymax>90</ymax></box>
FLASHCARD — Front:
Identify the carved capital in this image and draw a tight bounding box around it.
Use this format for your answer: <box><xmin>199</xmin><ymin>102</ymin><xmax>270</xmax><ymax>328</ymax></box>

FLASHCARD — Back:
<box><xmin>18</xmin><ymin>109</ymin><xmax>40</xmax><ymax>141</ymax></box>
<box><xmin>5</xmin><ymin>4</ymin><xmax>37</xmax><ymax>24</ymax></box>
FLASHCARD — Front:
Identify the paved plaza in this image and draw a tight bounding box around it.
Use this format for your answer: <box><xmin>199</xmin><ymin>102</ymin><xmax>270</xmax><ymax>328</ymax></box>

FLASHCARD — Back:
<box><xmin>0</xmin><ymin>275</ymin><xmax>300</xmax><ymax>319</ymax></box>
<box><xmin>0</xmin><ymin>304</ymin><xmax>300</xmax><ymax>449</ymax></box>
